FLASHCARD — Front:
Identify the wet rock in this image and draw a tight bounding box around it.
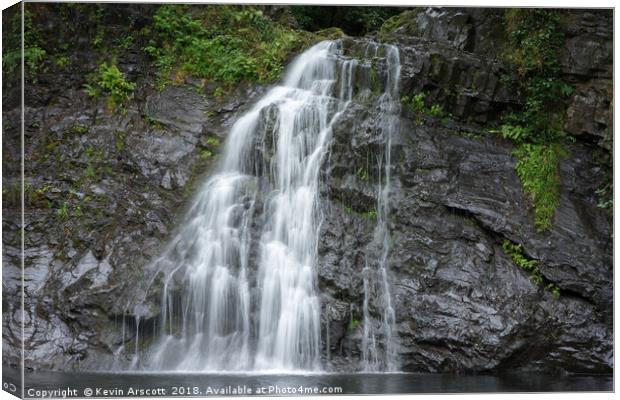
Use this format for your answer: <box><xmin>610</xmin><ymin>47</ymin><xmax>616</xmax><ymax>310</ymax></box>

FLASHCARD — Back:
<box><xmin>2</xmin><ymin>6</ymin><xmax>612</xmax><ymax>375</ymax></box>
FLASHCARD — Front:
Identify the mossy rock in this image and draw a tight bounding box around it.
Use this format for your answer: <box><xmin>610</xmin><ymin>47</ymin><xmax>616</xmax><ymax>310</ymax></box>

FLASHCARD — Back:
<box><xmin>315</xmin><ymin>27</ymin><xmax>346</xmax><ymax>41</ymax></box>
<box><xmin>377</xmin><ymin>9</ymin><xmax>423</xmax><ymax>42</ymax></box>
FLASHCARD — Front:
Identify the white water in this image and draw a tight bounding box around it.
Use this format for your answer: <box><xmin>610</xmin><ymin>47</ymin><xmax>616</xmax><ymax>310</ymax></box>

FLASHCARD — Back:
<box><xmin>136</xmin><ymin>41</ymin><xmax>356</xmax><ymax>372</ymax></box>
<box><xmin>361</xmin><ymin>44</ymin><xmax>401</xmax><ymax>372</ymax></box>
<box><xmin>122</xmin><ymin>40</ymin><xmax>402</xmax><ymax>373</ymax></box>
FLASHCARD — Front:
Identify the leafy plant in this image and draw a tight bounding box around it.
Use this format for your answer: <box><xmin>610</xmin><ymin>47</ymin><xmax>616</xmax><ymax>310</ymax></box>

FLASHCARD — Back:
<box><xmin>2</xmin><ymin>7</ymin><xmax>47</xmax><ymax>80</ymax></box>
<box><xmin>429</xmin><ymin>104</ymin><xmax>444</xmax><ymax>118</ymax></box>
<box><xmin>513</xmin><ymin>143</ymin><xmax>564</xmax><ymax>232</ymax></box>
<box><xmin>71</xmin><ymin>124</ymin><xmax>89</xmax><ymax>135</ymax></box>
<box><xmin>144</xmin><ymin>5</ymin><xmax>315</xmax><ymax>87</ymax></box>
<box><xmin>84</xmin><ymin>164</ymin><xmax>96</xmax><ymax>179</ymax></box>
<box><xmin>401</xmin><ymin>92</ymin><xmax>446</xmax><ymax>121</ymax></box>
<box><xmin>498</xmin><ymin>10</ymin><xmax>575</xmax><ymax>231</ymax></box>
<box><xmin>55</xmin><ymin>55</ymin><xmax>69</xmax><ymax>69</ymax></box>
<box><xmin>56</xmin><ymin>202</ymin><xmax>70</xmax><ymax>220</ymax></box>
<box><xmin>206</xmin><ymin>137</ymin><xmax>220</xmax><ymax>148</ymax></box>
<box><xmin>95</xmin><ymin>62</ymin><xmax>136</xmax><ymax>111</ymax></box>
<box><xmin>595</xmin><ymin>183</ymin><xmax>613</xmax><ymax>211</ymax></box>
<box><xmin>502</xmin><ymin>239</ymin><xmax>560</xmax><ymax>298</ymax></box>
<box><xmin>83</xmin><ymin>83</ymin><xmax>100</xmax><ymax>98</ymax></box>
<box><xmin>199</xmin><ymin>149</ymin><xmax>213</xmax><ymax>159</ymax></box>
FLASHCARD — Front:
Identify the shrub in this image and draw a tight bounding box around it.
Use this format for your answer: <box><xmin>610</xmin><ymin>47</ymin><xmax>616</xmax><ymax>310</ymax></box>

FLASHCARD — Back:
<box><xmin>96</xmin><ymin>62</ymin><xmax>136</xmax><ymax>110</ymax></box>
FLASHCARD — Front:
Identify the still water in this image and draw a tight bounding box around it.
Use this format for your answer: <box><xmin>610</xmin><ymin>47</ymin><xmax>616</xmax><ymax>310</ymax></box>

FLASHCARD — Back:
<box><xmin>3</xmin><ymin>370</ymin><xmax>612</xmax><ymax>397</ymax></box>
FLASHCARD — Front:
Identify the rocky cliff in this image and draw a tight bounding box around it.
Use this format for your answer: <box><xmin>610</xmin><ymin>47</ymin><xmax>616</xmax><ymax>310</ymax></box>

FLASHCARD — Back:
<box><xmin>2</xmin><ymin>5</ymin><xmax>613</xmax><ymax>374</ymax></box>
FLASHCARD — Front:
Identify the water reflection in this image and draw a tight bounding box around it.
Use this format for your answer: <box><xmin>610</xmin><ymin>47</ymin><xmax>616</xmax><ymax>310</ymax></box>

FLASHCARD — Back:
<box><xmin>4</xmin><ymin>371</ymin><xmax>611</xmax><ymax>397</ymax></box>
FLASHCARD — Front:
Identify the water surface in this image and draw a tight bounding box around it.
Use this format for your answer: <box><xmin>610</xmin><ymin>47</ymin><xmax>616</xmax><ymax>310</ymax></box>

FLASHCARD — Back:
<box><xmin>3</xmin><ymin>371</ymin><xmax>612</xmax><ymax>397</ymax></box>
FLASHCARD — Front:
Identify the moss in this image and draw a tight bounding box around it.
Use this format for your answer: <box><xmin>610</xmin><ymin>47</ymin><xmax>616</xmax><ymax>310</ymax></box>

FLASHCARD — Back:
<box><xmin>314</xmin><ymin>27</ymin><xmax>345</xmax><ymax>40</ymax></box>
<box><xmin>344</xmin><ymin>205</ymin><xmax>377</xmax><ymax>219</ymax></box>
<box><xmin>114</xmin><ymin>131</ymin><xmax>127</xmax><ymax>152</ymax></box>
<box><xmin>377</xmin><ymin>9</ymin><xmax>422</xmax><ymax>42</ymax></box>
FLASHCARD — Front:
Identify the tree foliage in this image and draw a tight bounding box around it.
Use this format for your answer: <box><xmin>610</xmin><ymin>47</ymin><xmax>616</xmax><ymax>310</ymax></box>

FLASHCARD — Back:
<box><xmin>291</xmin><ymin>6</ymin><xmax>403</xmax><ymax>36</ymax></box>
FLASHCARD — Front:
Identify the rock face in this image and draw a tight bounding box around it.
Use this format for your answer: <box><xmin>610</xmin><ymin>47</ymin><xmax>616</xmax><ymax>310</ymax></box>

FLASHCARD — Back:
<box><xmin>2</xmin><ymin>6</ymin><xmax>613</xmax><ymax>374</ymax></box>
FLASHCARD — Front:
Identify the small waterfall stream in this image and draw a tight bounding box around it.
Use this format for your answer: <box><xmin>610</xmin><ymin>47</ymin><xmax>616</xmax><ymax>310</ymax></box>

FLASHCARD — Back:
<box><xmin>126</xmin><ymin>39</ymin><xmax>402</xmax><ymax>372</ymax></box>
<box><xmin>361</xmin><ymin>44</ymin><xmax>401</xmax><ymax>372</ymax></box>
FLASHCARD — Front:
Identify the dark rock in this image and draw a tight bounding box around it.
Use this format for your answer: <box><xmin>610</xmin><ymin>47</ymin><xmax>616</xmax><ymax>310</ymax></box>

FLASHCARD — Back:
<box><xmin>2</xmin><ymin>5</ymin><xmax>612</xmax><ymax>375</ymax></box>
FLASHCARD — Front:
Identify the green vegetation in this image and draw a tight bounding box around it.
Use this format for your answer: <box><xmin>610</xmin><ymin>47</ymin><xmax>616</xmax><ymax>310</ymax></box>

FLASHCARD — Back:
<box><xmin>85</xmin><ymin>62</ymin><xmax>136</xmax><ymax>111</ymax></box>
<box><xmin>344</xmin><ymin>205</ymin><xmax>377</xmax><ymax>219</ymax></box>
<box><xmin>401</xmin><ymin>92</ymin><xmax>445</xmax><ymax>121</ymax></box>
<box><xmin>356</xmin><ymin>166</ymin><xmax>370</xmax><ymax>182</ymax></box>
<box><xmin>377</xmin><ymin>9</ymin><xmax>422</xmax><ymax>42</ymax></box>
<box><xmin>3</xmin><ymin>182</ymin><xmax>53</xmax><ymax>208</ymax></box>
<box><xmin>143</xmin><ymin>5</ymin><xmax>315</xmax><ymax>87</ymax></box>
<box><xmin>56</xmin><ymin>202</ymin><xmax>70</xmax><ymax>220</ymax></box>
<box><xmin>513</xmin><ymin>144</ymin><xmax>565</xmax><ymax>232</ymax></box>
<box><xmin>595</xmin><ymin>183</ymin><xmax>613</xmax><ymax>211</ymax></box>
<box><xmin>292</xmin><ymin>6</ymin><xmax>403</xmax><ymax>36</ymax></box>
<box><xmin>499</xmin><ymin>9</ymin><xmax>574</xmax><ymax>232</ymax></box>
<box><xmin>348</xmin><ymin>318</ymin><xmax>361</xmax><ymax>331</ymax></box>
<box><xmin>143</xmin><ymin>115</ymin><xmax>164</xmax><ymax>129</ymax></box>
<box><xmin>502</xmin><ymin>239</ymin><xmax>560</xmax><ymax>298</ymax></box>
<box><xmin>198</xmin><ymin>135</ymin><xmax>221</xmax><ymax>160</ymax></box>
<box><xmin>71</xmin><ymin>123</ymin><xmax>89</xmax><ymax>135</ymax></box>
<box><xmin>115</xmin><ymin>131</ymin><xmax>127</xmax><ymax>152</ymax></box>
<box><xmin>2</xmin><ymin>6</ymin><xmax>47</xmax><ymax>80</ymax></box>
<box><xmin>84</xmin><ymin>164</ymin><xmax>96</xmax><ymax>179</ymax></box>
<box><xmin>199</xmin><ymin>149</ymin><xmax>213</xmax><ymax>160</ymax></box>
<box><xmin>206</xmin><ymin>137</ymin><xmax>220</xmax><ymax>148</ymax></box>
<box><xmin>54</xmin><ymin>55</ymin><xmax>69</xmax><ymax>69</ymax></box>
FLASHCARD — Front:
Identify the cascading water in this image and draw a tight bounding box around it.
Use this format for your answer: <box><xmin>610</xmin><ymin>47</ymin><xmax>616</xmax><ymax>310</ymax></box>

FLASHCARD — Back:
<box><xmin>139</xmin><ymin>41</ymin><xmax>356</xmax><ymax>372</ymax></box>
<box><xmin>361</xmin><ymin>44</ymin><xmax>401</xmax><ymax>372</ymax></box>
<box><xmin>123</xmin><ymin>39</ymin><xmax>402</xmax><ymax>373</ymax></box>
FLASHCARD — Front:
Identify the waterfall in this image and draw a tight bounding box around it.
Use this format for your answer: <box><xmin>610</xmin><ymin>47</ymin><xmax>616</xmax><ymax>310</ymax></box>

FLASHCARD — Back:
<box><xmin>361</xmin><ymin>44</ymin><xmax>401</xmax><ymax>372</ymax></box>
<box><xmin>127</xmin><ymin>39</ymin><xmax>401</xmax><ymax>373</ymax></box>
<box><xmin>141</xmin><ymin>41</ymin><xmax>355</xmax><ymax>372</ymax></box>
